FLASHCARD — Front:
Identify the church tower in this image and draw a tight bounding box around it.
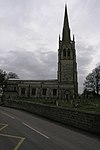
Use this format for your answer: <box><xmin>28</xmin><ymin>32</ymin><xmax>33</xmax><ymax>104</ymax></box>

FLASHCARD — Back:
<box><xmin>58</xmin><ymin>4</ymin><xmax>78</xmax><ymax>98</ymax></box>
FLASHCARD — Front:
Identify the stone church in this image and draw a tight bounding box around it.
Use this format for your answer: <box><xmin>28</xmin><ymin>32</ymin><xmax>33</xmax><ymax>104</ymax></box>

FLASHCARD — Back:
<box><xmin>5</xmin><ymin>5</ymin><xmax>78</xmax><ymax>100</ymax></box>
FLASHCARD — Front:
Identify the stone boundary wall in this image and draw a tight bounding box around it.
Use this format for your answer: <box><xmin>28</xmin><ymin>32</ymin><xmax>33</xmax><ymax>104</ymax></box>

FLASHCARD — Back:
<box><xmin>4</xmin><ymin>100</ymin><xmax>100</xmax><ymax>135</ymax></box>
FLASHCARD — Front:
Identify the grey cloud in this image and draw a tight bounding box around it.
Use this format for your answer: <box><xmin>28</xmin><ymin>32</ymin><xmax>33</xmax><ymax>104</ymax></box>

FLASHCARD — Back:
<box><xmin>0</xmin><ymin>49</ymin><xmax>57</xmax><ymax>80</ymax></box>
<box><xmin>76</xmin><ymin>41</ymin><xmax>96</xmax><ymax>93</ymax></box>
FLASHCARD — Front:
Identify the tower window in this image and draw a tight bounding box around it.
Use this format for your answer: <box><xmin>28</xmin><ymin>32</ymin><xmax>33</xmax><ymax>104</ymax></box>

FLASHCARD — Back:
<box><xmin>42</xmin><ymin>88</ymin><xmax>47</xmax><ymax>96</ymax></box>
<box><xmin>32</xmin><ymin>88</ymin><xmax>36</xmax><ymax>95</ymax></box>
<box><xmin>67</xmin><ymin>49</ymin><xmax>70</xmax><ymax>57</ymax></box>
<box><xmin>63</xmin><ymin>49</ymin><xmax>66</xmax><ymax>57</ymax></box>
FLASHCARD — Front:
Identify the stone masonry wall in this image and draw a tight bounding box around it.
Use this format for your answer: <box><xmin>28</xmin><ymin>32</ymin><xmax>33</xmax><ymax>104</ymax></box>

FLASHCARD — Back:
<box><xmin>4</xmin><ymin>100</ymin><xmax>100</xmax><ymax>135</ymax></box>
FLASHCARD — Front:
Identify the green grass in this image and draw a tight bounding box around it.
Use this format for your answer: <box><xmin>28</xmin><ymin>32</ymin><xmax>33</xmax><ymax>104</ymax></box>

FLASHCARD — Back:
<box><xmin>12</xmin><ymin>97</ymin><xmax>100</xmax><ymax>113</ymax></box>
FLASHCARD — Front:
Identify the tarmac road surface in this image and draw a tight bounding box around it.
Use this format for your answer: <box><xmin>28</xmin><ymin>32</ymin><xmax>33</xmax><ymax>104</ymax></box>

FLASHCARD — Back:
<box><xmin>0</xmin><ymin>106</ymin><xmax>100</xmax><ymax>150</ymax></box>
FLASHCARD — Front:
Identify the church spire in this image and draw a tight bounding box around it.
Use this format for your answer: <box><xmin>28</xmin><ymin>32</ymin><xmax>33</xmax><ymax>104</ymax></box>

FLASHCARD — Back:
<box><xmin>62</xmin><ymin>4</ymin><xmax>71</xmax><ymax>44</ymax></box>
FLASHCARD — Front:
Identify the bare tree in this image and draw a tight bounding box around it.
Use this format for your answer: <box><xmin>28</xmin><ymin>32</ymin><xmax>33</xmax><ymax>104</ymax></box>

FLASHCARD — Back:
<box><xmin>83</xmin><ymin>65</ymin><xmax>100</xmax><ymax>95</ymax></box>
<box><xmin>7</xmin><ymin>72</ymin><xmax>19</xmax><ymax>79</ymax></box>
<box><xmin>0</xmin><ymin>69</ymin><xmax>19</xmax><ymax>102</ymax></box>
<box><xmin>0</xmin><ymin>69</ymin><xmax>7</xmax><ymax>92</ymax></box>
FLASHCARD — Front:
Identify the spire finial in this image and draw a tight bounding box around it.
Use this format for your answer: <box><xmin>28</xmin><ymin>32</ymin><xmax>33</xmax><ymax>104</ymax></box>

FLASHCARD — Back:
<box><xmin>65</xmin><ymin>1</ymin><xmax>67</xmax><ymax>7</ymax></box>
<box><xmin>73</xmin><ymin>34</ymin><xmax>75</xmax><ymax>41</ymax></box>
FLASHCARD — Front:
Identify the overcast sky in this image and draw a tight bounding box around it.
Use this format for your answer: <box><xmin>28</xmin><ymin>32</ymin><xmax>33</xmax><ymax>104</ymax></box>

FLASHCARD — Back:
<box><xmin>0</xmin><ymin>0</ymin><xmax>100</xmax><ymax>93</ymax></box>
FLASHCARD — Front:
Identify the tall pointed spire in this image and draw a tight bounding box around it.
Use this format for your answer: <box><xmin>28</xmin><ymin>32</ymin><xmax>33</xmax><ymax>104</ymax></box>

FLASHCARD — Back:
<box><xmin>62</xmin><ymin>4</ymin><xmax>71</xmax><ymax>44</ymax></box>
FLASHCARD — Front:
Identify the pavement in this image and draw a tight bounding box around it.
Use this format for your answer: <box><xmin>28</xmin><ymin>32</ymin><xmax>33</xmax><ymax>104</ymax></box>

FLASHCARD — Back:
<box><xmin>0</xmin><ymin>106</ymin><xmax>100</xmax><ymax>150</ymax></box>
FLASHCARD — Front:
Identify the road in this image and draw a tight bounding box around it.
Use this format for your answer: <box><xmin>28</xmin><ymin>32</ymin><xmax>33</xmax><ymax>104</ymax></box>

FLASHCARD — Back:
<box><xmin>0</xmin><ymin>106</ymin><xmax>100</xmax><ymax>150</ymax></box>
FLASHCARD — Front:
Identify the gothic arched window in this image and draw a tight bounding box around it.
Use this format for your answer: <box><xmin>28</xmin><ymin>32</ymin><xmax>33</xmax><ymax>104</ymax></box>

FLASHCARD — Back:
<box><xmin>67</xmin><ymin>49</ymin><xmax>70</xmax><ymax>57</ymax></box>
<box><xmin>63</xmin><ymin>49</ymin><xmax>66</xmax><ymax>57</ymax></box>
